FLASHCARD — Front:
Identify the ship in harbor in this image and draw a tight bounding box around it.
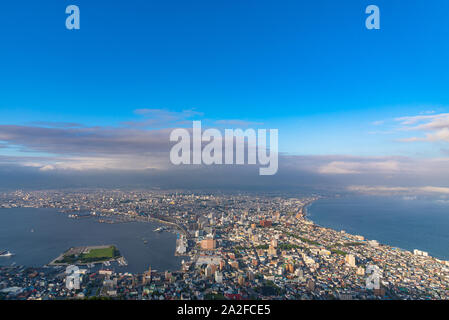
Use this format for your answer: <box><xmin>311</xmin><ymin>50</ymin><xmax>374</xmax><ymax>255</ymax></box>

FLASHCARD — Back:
<box><xmin>0</xmin><ymin>250</ymin><xmax>14</xmax><ymax>257</ymax></box>
<box><xmin>154</xmin><ymin>226</ymin><xmax>167</xmax><ymax>233</ymax></box>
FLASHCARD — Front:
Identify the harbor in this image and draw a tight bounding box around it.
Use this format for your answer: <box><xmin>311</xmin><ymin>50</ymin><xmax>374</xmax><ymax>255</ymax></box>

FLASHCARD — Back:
<box><xmin>0</xmin><ymin>207</ymin><xmax>184</xmax><ymax>273</ymax></box>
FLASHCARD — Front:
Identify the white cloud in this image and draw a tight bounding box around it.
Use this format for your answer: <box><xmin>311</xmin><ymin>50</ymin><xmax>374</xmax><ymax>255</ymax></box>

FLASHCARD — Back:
<box><xmin>396</xmin><ymin>112</ymin><xmax>449</xmax><ymax>143</ymax></box>
<box><xmin>419</xmin><ymin>186</ymin><xmax>449</xmax><ymax>194</ymax></box>
<box><xmin>39</xmin><ymin>165</ymin><xmax>56</xmax><ymax>171</ymax></box>
<box><xmin>348</xmin><ymin>185</ymin><xmax>449</xmax><ymax>195</ymax></box>
<box><xmin>319</xmin><ymin>160</ymin><xmax>400</xmax><ymax>175</ymax></box>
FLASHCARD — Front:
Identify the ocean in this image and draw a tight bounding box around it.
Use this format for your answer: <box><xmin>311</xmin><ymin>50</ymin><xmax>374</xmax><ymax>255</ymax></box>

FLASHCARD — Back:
<box><xmin>0</xmin><ymin>207</ymin><xmax>184</xmax><ymax>273</ymax></box>
<box><xmin>307</xmin><ymin>195</ymin><xmax>449</xmax><ymax>260</ymax></box>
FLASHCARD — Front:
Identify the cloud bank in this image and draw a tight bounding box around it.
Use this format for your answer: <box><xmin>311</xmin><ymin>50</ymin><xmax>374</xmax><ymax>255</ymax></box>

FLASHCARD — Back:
<box><xmin>1</xmin><ymin>110</ymin><xmax>449</xmax><ymax>193</ymax></box>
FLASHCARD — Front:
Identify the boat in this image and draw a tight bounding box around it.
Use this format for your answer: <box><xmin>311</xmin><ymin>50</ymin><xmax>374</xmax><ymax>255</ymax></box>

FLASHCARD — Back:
<box><xmin>0</xmin><ymin>250</ymin><xmax>14</xmax><ymax>257</ymax></box>
<box><xmin>154</xmin><ymin>226</ymin><xmax>167</xmax><ymax>233</ymax></box>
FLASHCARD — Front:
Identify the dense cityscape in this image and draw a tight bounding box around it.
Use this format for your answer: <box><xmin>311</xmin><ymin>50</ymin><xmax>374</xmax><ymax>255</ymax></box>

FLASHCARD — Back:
<box><xmin>1</xmin><ymin>189</ymin><xmax>448</xmax><ymax>300</ymax></box>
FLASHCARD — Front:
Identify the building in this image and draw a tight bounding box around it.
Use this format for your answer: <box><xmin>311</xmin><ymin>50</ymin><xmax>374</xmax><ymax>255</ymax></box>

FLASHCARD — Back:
<box><xmin>176</xmin><ymin>234</ymin><xmax>187</xmax><ymax>254</ymax></box>
<box><xmin>306</xmin><ymin>279</ymin><xmax>315</xmax><ymax>291</ymax></box>
<box><xmin>268</xmin><ymin>245</ymin><xmax>277</xmax><ymax>257</ymax></box>
<box><xmin>165</xmin><ymin>271</ymin><xmax>172</xmax><ymax>281</ymax></box>
<box><xmin>345</xmin><ymin>254</ymin><xmax>356</xmax><ymax>267</ymax></box>
<box><xmin>204</xmin><ymin>265</ymin><xmax>213</xmax><ymax>278</ymax></box>
<box><xmin>214</xmin><ymin>271</ymin><xmax>223</xmax><ymax>283</ymax></box>
<box><xmin>260</xmin><ymin>220</ymin><xmax>272</xmax><ymax>227</ymax></box>
<box><xmin>368</xmin><ymin>240</ymin><xmax>379</xmax><ymax>247</ymax></box>
<box><xmin>142</xmin><ymin>266</ymin><xmax>152</xmax><ymax>285</ymax></box>
<box><xmin>413</xmin><ymin>249</ymin><xmax>429</xmax><ymax>257</ymax></box>
<box><xmin>201</xmin><ymin>238</ymin><xmax>216</xmax><ymax>250</ymax></box>
<box><xmin>356</xmin><ymin>266</ymin><xmax>365</xmax><ymax>276</ymax></box>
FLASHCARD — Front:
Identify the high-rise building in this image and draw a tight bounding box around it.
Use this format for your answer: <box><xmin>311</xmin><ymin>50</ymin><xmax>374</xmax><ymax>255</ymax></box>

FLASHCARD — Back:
<box><xmin>345</xmin><ymin>254</ymin><xmax>356</xmax><ymax>267</ymax></box>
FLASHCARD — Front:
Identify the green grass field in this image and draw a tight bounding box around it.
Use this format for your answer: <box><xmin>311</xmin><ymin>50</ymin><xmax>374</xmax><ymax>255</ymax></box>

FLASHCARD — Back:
<box><xmin>55</xmin><ymin>246</ymin><xmax>120</xmax><ymax>264</ymax></box>
<box><xmin>78</xmin><ymin>246</ymin><xmax>120</xmax><ymax>263</ymax></box>
<box><xmin>83</xmin><ymin>247</ymin><xmax>116</xmax><ymax>259</ymax></box>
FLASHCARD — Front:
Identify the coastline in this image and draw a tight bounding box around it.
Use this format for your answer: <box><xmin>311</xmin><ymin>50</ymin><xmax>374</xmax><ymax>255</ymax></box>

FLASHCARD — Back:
<box><xmin>0</xmin><ymin>207</ymin><xmax>183</xmax><ymax>273</ymax></box>
<box><xmin>303</xmin><ymin>195</ymin><xmax>449</xmax><ymax>261</ymax></box>
<box><xmin>302</xmin><ymin>196</ymin><xmax>395</xmax><ymax>247</ymax></box>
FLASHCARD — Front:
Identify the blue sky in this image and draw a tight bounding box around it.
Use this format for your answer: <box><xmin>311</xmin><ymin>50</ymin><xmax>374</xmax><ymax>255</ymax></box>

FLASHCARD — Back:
<box><xmin>0</xmin><ymin>0</ymin><xmax>449</xmax><ymax>190</ymax></box>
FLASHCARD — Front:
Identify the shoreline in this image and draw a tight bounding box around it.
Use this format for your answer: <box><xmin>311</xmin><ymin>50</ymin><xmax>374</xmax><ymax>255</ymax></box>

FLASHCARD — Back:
<box><xmin>303</xmin><ymin>196</ymin><xmax>449</xmax><ymax>261</ymax></box>
<box><xmin>0</xmin><ymin>207</ymin><xmax>183</xmax><ymax>273</ymax></box>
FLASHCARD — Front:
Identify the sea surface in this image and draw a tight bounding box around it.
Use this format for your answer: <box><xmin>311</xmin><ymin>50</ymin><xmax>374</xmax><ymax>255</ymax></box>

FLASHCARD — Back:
<box><xmin>308</xmin><ymin>195</ymin><xmax>449</xmax><ymax>260</ymax></box>
<box><xmin>0</xmin><ymin>207</ymin><xmax>184</xmax><ymax>273</ymax></box>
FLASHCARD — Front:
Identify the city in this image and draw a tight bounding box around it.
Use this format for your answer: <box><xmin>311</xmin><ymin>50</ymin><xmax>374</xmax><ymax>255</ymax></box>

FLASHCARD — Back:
<box><xmin>1</xmin><ymin>189</ymin><xmax>448</xmax><ymax>300</ymax></box>
<box><xmin>1</xmin><ymin>0</ymin><xmax>449</xmax><ymax>314</ymax></box>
